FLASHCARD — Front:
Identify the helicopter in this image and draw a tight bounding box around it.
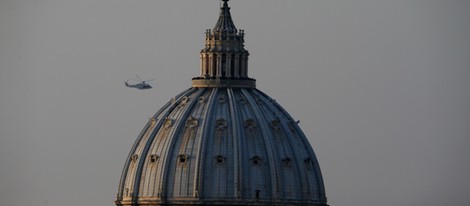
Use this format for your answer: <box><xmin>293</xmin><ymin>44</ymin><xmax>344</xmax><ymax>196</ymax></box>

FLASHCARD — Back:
<box><xmin>125</xmin><ymin>75</ymin><xmax>155</xmax><ymax>90</ymax></box>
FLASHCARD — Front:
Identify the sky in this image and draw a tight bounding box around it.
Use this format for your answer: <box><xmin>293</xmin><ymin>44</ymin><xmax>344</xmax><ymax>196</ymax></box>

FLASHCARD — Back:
<box><xmin>1</xmin><ymin>0</ymin><xmax>469</xmax><ymax>205</ymax></box>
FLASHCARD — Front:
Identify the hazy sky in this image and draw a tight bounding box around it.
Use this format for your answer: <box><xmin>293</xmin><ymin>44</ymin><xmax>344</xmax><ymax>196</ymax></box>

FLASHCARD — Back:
<box><xmin>1</xmin><ymin>0</ymin><xmax>469</xmax><ymax>205</ymax></box>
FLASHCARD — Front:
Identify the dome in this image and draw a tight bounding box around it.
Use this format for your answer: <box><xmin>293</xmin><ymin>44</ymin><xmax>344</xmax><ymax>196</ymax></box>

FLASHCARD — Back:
<box><xmin>116</xmin><ymin>1</ymin><xmax>327</xmax><ymax>205</ymax></box>
<box><xmin>116</xmin><ymin>88</ymin><xmax>327</xmax><ymax>205</ymax></box>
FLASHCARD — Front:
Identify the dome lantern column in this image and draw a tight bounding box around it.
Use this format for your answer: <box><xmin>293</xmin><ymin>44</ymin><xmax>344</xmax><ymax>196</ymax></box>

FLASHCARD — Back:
<box><xmin>226</xmin><ymin>53</ymin><xmax>232</xmax><ymax>78</ymax></box>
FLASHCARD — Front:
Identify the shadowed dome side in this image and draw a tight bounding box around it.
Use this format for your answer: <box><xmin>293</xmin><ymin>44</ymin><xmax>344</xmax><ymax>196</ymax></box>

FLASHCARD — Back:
<box><xmin>116</xmin><ymin>88</ymin><xmax>327</xmax><ymax>206</ymax></box>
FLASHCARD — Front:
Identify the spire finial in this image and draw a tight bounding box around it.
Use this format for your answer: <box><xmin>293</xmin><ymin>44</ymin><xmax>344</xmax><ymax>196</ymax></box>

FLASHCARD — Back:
<box><xmin>213</xmin><ymin>0</ymin><xmax>237</xmax><ymax>33</ymax></box>
<box><xmin>221</xmin><ymin>0</ymin><xmax>229</xmax><ymax>9</ymax></box>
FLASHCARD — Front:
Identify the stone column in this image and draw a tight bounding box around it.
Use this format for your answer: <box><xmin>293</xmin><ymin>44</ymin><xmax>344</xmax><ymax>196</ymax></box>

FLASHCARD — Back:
<box><xmin>226</xmin><ymin>54</ymin><xmax>232</xmax><ymax>78</ymax></box>
<box><xmin>209</xmin><ymin>54</ymin><xmax>214</xmax><ymax>77</ymax></box>
<box><xmin>216</xmin><ymin>54</ymin><xmax>222</xmax><ymax>78</ymax></box>
<box><xmin>243</xmin><ymin>55</ymin><xmax>249</xmax><ymax>77</ymax></box>
<box><xmin>203</xmin><ymin>53</ymin><xmax>208</xmax><ymax>77</ymax></box>
<box><xmin>200</xmin><ymin>53</ymin><xmax>204</xmax><ymax>77</ymax></box>
<box><xmin>240</xmin><ymin>55</ymin><xmax>246</xmax><ymax>78</ymax></box>
<box><xmin>234</xmin><ymin>54</ymin><xmax>240</xmax><ymax>78</ymax></box>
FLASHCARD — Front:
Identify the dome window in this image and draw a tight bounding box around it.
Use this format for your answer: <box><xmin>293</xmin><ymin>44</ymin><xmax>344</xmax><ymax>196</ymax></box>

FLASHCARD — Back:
<box><xmin>244</xmin><ymin>119</ymin><xmax>257</xmax><ymax>129</ymax></box>
<box><xmin>164</xmin><ymin>118</ymin><xmax>174</xmax><ymax>129</ymax></box>
<box><xmin>131</xmin><ymin>154</ymin><xmax>139</xmax><ymax>162</ymax></box>
<box><xmin>216</xmin><ymin>118</ymin><xmax>228</xmax><ymax>130</ymax></box>
<box><xmin>149</xmin><ymin>154</ymin><xmax>159</xmax><ymax>163</ymax></box>
<box><xmin>198</xmin><ymin>96</ymin><xmax>206</xmax><ymax>103</ymax></box>
<box><xmin>182</xmin><ymin>96</ymin><xmax>190</xmax><ymax>103</ymax></box>
<box><xmin>271</xmin><ymin>119</ymin><xmax>281</xmax><ymax>130</ymax></box>
<box><xmin>304</xmin><ymin>158</ymin><xmax>313</xmax><ymax>169</ymax></box>
<box><xmin>218</xmin><ymin>97</ymin><xmax>226</xmax><ymax>104</ymax></box>
<box><xmin>149</xmin><ymin>117</ymin><xmax>157</xmax><ymax>126</ymax></box>
<box><xmin>178</xmin><ymin>154</ymin><xmax>189</xmax><ymax>164</ymax></box>
<box><xmin>251</xmin><ymin>156</ymin><xmax>261</xmax><ymax>165</ymax></box>
<box><xmin>178</xmin><ymin>96</ymin><xmax>190</xmax><ymax>108</ymax></box>
<box><xmin>186</xmin><ymin>117</ymin><xmax>199</xmax><ymax>128</ymax></box>
<box><xmin>282</xmin><ymin>157</ymin><xmax>291</xmax><ymax>166</ymax></box>
<box><xmin>215</xmin><ymin>155</ymin><xmax>225</xmax><ymax>165</ymax></box>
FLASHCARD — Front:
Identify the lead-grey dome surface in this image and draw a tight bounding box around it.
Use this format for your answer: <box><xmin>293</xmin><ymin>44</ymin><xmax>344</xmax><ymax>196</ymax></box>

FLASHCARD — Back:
<box><xmin>116</xmin><ymin>88</ymin><xmax>327</xmax><ymax>205</ymax></box>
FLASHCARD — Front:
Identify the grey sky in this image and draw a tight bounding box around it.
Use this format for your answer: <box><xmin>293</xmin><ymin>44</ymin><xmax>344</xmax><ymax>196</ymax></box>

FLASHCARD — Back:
<box><xmin>1</xmin><ymin>0</ymin><xmax>469</xmax><ymax>205</ymax></box>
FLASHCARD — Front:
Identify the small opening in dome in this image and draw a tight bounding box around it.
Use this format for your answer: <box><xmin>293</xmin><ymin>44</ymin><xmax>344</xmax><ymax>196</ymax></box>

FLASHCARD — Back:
<box><xmin>215</xmin><ymin>155</ymin><xmax>225</xmax><ymax>164</ymax></box>
<box><xmin>282</xmin><ymin>157</ymin><xmax>291</xmax><ymax>166</ymax></box>
<box><xmin>245</xmin><ymin>119</ymin><xmax>257</xmax><ymax>129</ymax></box>
<box><xmin>149</xmin><ymin>154</ymin><xmax>159</xmax><ymax>163</ymax></box>
<box><xmin>304</xmin><ymin>158</ymin><xmax>313</xmax><ymax>169</ymax></box>
<box><xmin>178</xmin><ymin>155</ymin><xmax>188</xmax><ymax>163</ymax></box>
<box><xmin>216</xmin><ymin>118</ymin><xmax>227</xmax><ymax>130</ymax></box>
<box><xmin>164</xmin><ymin>119</ymin><xmax>173</xmax><ymax>129</ymax></box>
<box><xmin>251</xmin><ymin>156</ymin><xmax>261</xmax><ymax>165</ymax></box>
<box><xmin>198</xmin><ymin>96</ymin><xmax>206</xmax><ymax>103</ymax></box>
<box><xmin>131</xmin><ymin>154</ymin><xmax>139</xmax><ymax>162</ymax></box>
<box><xmin>218</xmin><ymin>97</ymin><xmax>226</xmax><ymax>103</ymax></box>
<box><xmin>186</xmin><ymin>117</ymin><xmax>199</xmax><ymax>128</ymax></box>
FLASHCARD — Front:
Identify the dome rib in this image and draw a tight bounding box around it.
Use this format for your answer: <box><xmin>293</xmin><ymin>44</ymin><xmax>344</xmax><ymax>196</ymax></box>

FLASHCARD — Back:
<box><xmin>226</xmin><ymin>88</ymin><xmax>242</xmax><ymax>198</ymax></box>
<box><xmin>251</xmin><ymin>89</ymin><xmax>311</xmax><ymax>200</ymax></box>
<box><xmin>250</xmin><ymin>90</ymin><xmax>295</xmax><ymax>199</ymax></box>
<box><xmin>261</xmin><ymin>89</ymin><xmax>328</xmax><ymax>202</ymax></box>
<box><xmin>240</xmin><ymin>89</ymin><xmax>282</xmax><ymax>198</ymax></box>
<box><xmin>117</xmin><ymin>87</ymin><xmax>196</xmax><ymax>201</ymax></box>
<box><xmin>160</xmin><ymin>88</ymin><xmax>206</xmax><ymax>199</ymax></box>
<box><xmin>194</xmin><ymin>88</ymin><xmax>219</xmax><ymax>199</ymax></box>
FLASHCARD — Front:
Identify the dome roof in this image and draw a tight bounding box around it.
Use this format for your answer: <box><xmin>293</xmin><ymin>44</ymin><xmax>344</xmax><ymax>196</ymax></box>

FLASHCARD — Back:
<box><xmin>116</xmin><ymin>88</ymin><xmax>327</xmax><ymax>205</ymax></box>
<box><xmin>116</xmin><ymin>1</ymin><xmax>327</xmax><ymax>205</ymax></box>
